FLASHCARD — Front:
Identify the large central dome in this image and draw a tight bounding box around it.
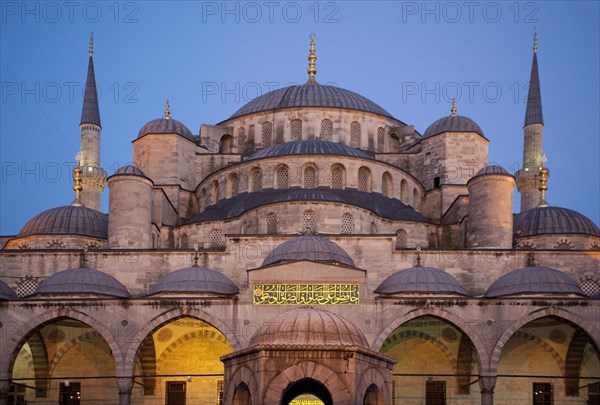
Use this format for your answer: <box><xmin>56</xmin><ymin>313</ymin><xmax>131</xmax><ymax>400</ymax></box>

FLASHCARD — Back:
<box><xmin>227</xmin><ymin>81</ymin><xmax>393</xmax><ymax>120</ymax></box>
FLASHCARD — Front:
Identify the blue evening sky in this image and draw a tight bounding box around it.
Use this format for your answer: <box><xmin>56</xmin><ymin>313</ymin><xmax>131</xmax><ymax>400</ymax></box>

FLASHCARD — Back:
<box><xmin>1</xmin><ymin>1</ymin><xmax>598</xmax><ymax>235</ymax></box>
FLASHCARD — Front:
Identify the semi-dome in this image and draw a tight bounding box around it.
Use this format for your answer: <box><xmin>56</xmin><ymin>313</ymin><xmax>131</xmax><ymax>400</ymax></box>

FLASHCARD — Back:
<box><xmin>149</xmin><ymin>265</ymin><xmax>239</xmax><ymax>295</ymax></box>
<box><xmin>112</xmin><ymin>165</ymin><xmax>146</xmax><ymax>177</ymax></box>
<box><xmin>18</xmin><ymin>206</ymin><xmax>108</xmax><ymax>239</ymax></box>
<box><xmin>227</xmin><ymin>81</ymin><xmax>393</xmax><ymax>120</ymax></box>
<box><xmin>245</xmin><ymin>140</ymin><xmax>372</xmax><ymax>161</ymax></box>
<box><xmin>514</xmin><ymin>206</ymin><xmax>600</xmax><ymax>237</ymax></box>
<box><xmin>485</xmin><ymin>266</ymin><xmax>585</xmax><ymax>297</ymax></box>
<box><xmin>262</xmin><ymin>235</ymin><xmax>355</xmax><ymax>267</ymax></box>
<box><xmin>32</xmin><ymin>267</ymin><xmax>130</xmax><ymax>298</ymax></box>
<box><xmin>375</xmin><ymin>266</ymin><xmax>468</xmax><ymax>295</ymax></box>
<box><xmin>0</xmin><ymin>280</ymin><xmax>17</xmax><ymax>300</ymax></box>
<box><xmin>138</xmin><ymin>116</ymin><xmax>194</xmax><ymax>141</ymax></box>
<box><xmin>249</xmin><ymin>307</ymin><xmax>368</xmax><ymax>347</ymax></box>
<box><xmin>423</xmin><ymin>114</ymin><xmax>484</xmax><ymax>138</ymax></box>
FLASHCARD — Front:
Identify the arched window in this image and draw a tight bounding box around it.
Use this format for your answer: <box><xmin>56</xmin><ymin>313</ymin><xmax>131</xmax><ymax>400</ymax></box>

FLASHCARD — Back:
<box><xmin>401</xmin><ymin>179</ymin><xmax>408</xmax><ymax>204</ymax></box>
<box><xmin>209</xmin><ymin>229</ymin><xmax>224</xmax><ymax>249</ymax></box>
<box><xmin>228</xmin><ymin>173</ymin><xmax>239</xmax><ymax>197</ymax></box>
<box><xmin>428</xmin><ymin>232</ymin><xmax>438</xmax><ymax>249</ymax></box>
<box><xmin>321</xmin><ymin>119</ymin><xmax>333</xmax><ymax>141</ymax></box>
<box><xmin>237</xmin><ymin>127</ymin><xmax>246</xmax><ymax>153</ymax></box>
<box><xmin>390</xmin><ymin>133</ymin><xmax>400</xmax><ymax>152</ymax></box>
<box><xmin>198</xmin><ymin>188</ymin><xmax>206</xmax><ymax>212</ymax></box>
<box><xmin>291</xmin><ymin>119</ymin><xmax>302</xmax><ymax>141</ymax></box>
<box><xmin>434</xmin><ymin>176</ymin><xmax>441</xmax><ymax>188</ymax></box>
<box><xmin>302</xmin><ymin>210</ymin><xmax>317</xmax><ymax>233</ymax></box>
<box><xmin>276</xmin><ymin>165</ymin><xmax>289</xmax><ymax>189</ymax></box>
<box><xmin>358</xmin><ymin>167</ymin><xmax>372</xmax><ymax>192</ymax></box>
<box><xmin>219</xmin><ymin>134</ymin><xmax>233</xmax><ymax>153</ymax></box>
<box><xmin>341</xmin><ymin>213</ymin><xmax>354</xmax><ymax>234</ymax></box>
<box><xmin>211</xmin><ymin>180</ymin><xmax>219</xmax><ymax>204</ymax></box>
<box><xmin>266</xmin><ymin>213</ymin><xmax>277</xmax><ymax>234</ymax></box>
<box><xmin>382</xmin><ymin>172</ymin><xmax>393</xmax><ymax>197</ymax></box>
<box><xmin>262</xmin><ymin>121</ymin><xmax>272</xmax><ymax>147</ymax></box>
<box><xmin>303</xmin><ymin>165</ymin><xmax>317</xmax><ymax>189</ymax></box>
<box><xmin>350</xmin><ymin>121</ymin><xmax>361</xmax><ymax>148</ymax></box>
<box><xmin>395</xmin><ymin>229</ymin><xmax>407</xmax><ymax>249</ymax></box>
<box><xmin>240</xmin><ymin>221</ymin><xmax>248</xmax><ymax>235</ymax></box>
<box><xmin>331</xmin><ymin>164</ymin><xmax>345</xmax><ymax>189</ymax></box>
<box><xmin>178</xmin><ymin>233</ymin><xmax>189</xmax><ymax>249</ymax></box>
<box><xmin>16</xmin><ymin>277</ymin><xmax>39</xmax><ymax>297</ymax></box>
<box><xmin>370</xmin><ymin>221</ymin><xmax>377</xmax><ymax>234</ymax></box>
<box><xmin>249</xmin><ymin>169</ymin><xmax>262</xmax><ymax>192</ymax></box>
<box><xmin>413</xmin><ymin>188</ymin><xmax>420</xmax><ymax>210</ymax></box>
<box><xmin>377</xmin><ymin>127</ymin><xmax>385</xmax><ymax>152</ymax></box>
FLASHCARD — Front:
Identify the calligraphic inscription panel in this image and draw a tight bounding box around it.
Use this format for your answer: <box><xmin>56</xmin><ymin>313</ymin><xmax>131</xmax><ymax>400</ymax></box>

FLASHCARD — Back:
<box><xmin>253</xmin><ymin>283</ymin><xmax>359</xmax><ymax>305</ymax></box>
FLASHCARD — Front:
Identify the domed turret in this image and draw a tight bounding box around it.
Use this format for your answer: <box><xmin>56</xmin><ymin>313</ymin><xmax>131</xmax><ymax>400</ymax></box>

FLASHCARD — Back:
<box><xmin>466</xmin><ymin>165</ymin><xmax>515</xmax><ymax>248</ymax></box>
<box><xmin>138</xmin><ymin>100</ymin><xmax>194</xmax><ymax>141</ymax></box>
<box><xmin>107</xmin><ymin>165</ymin><xmax>153</xmax><ymax>248</ymax></box>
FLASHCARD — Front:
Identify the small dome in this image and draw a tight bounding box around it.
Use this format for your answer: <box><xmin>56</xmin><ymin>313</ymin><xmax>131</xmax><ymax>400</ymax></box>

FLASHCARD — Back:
<box><xmin>18</xmin><ymin>206</ymin><xmax>108</xmax><ymax>239</ymax></box>
<box><xmin>33</xmin><ymin>267</ymin><xmax>130</xmax><ymax>298</ymax></box>
<box><xmin>262</xmin><ymin>235</ymin><xmax>355</xmax><ymax>267</ymax></box>
<box><xmin>149</xmin><ymin>265</ymin><xmax>239</xmax><ymax>295</ymax></box>
<box><xmin>423</xmin><ymin>114</ymin><xmax>484</xmax><ymax>138</ymax></box>
<box><xmin>249</xmin><ymin>307</ymin><xmax>368</xmax><ymax>348</ymax></box>
<box><xmin>138</xmin><ymin>117</ymin><xmax>194</xmax><ymax>141</ymax></box>
<box><xmin>112</xmin><ymin>165</ymin><xmax>146</xmax><ymax>177</ymax></box>
<box><xmin>514</xmin><ymin>206</ymin><xmax>600</xmax><ymax>237</ymax></box>
<box><xmin>0</xmin><ymin>280</ymin><xmax>17</xmax><ymax>300</ymax></box>
<box><xmin>228</xmin><ymin>81</ymin><xmax>393</xmax><ymax>120</ymax></box>
<box><xmin>485</xmin><ymin>266</ymin><xmax>585</xmax><ymax>297</ymax></box>
<box><xmin>375</xmin><ymin>266</ymin><xmax>468</xmax><ymax>295</ymax></box>
<box><xmin>474</xmin><ymin>165</ymin><xmax>510</xmax><ymax>177</ymax></box>
<box><xmin>245</xmin><ymin>140</ymin><xmax>372</xmax><ymax>161</ymax></box>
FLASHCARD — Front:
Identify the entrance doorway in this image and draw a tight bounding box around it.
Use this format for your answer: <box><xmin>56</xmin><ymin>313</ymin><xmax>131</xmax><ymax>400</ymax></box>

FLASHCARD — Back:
<box><xmin>166</xmin><ymin>381</ymin><xmax>186</xmax><ymax>405</ymax></box>
<box><xmin>281</xmin><ymin>379</ymin><xmax>333</xmax><ymax>405</ymax></box>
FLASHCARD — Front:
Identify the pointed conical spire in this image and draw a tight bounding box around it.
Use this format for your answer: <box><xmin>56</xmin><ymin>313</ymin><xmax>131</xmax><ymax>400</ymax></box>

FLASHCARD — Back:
<box><xmin>524</xmin><ymin>29</ymin><xmax>543</xmax><ymax>127</ymax></box>
<box><xmin>80</xmin><ymin>33</ymin><xmax>101</xmax><ymax>127</ymax></box>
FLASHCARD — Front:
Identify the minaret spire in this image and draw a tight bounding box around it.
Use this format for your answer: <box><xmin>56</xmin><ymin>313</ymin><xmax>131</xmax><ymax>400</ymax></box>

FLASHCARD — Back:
<box><xmin>307</xmin><ymin>33</ymin><xmax>317</xmax><ymax>83</ymax></box>
<box><xmin>524</xmin><ymin>29</ymin><xmax>543</xmax><ymax>127</ymax></box>
<box><xmin>81</xmin><ymin>33</ymin><xmax>101</xmax><ymax>127</ymax></box>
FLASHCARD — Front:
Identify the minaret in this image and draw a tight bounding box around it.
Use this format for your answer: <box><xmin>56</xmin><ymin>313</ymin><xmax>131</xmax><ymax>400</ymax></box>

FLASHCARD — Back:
<box><xmin>77</xmin><ymin>33</ymin><xmax>107</xmax><ymax>211</ymax></box>
<box><xmin>516</xmin><ymin>30</ymin><xmax>545</xmax><ymax>212</ymax></box>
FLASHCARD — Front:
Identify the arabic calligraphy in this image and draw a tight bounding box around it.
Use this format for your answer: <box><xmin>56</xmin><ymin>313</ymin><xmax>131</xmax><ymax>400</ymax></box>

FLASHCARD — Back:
<box><xmin>253</xmin><ymin>283</ymin><xmax>359</xmax><ymax>305</ymax></box>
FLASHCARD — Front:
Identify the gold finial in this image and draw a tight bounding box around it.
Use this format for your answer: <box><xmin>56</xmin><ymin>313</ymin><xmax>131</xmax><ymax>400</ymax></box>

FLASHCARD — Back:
<box><xmin>537</xmin><ymin>154</ymin><xmax>549</xmax><ymax>207</ymax></box>
<box><xmin>451</xmin><ymin>98</ymin><xmax>457</xmax><ymax>116</ymax></box>
<box><xmin>89</xmin><ymin>33</ymin><xmax>94</xmax><ymax>57</ymax></box>
<box><xmin>307</xmin><ymin>33</ymin><xmax>317</xmax><ymax>82</ymax></box>
<box><xmin>164</xmin><ymin>99</ymin><xmax>171</xmax><ymax>119</ymax></box>
<box><xmin>533</xmin><ymin>28</ymin><xmax>538</xmax><ymax>53</ymax></box>
<box><xmin>416</xmin><ymin>247</ymin><xmax>422</xmax><ymax>267</ymax></box>
<box><xmin>71</xmin><ymin>167</ymin><xmax>84</xmax><ymax>207</ymax></box>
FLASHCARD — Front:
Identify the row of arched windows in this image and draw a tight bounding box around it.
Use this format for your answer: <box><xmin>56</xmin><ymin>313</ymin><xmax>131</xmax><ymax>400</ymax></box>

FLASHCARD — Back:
<box><xmin>198</xmin><ymin>166</ymin><xmax>422</xmax><ymax>211</ymax></box>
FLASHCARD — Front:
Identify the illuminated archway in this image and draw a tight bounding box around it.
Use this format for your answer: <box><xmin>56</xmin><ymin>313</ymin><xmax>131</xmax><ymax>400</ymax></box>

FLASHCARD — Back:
<box><xmin>282</xmin><ymin>378</ymin><xmax>332</xmax><ymax>405</ymax></box>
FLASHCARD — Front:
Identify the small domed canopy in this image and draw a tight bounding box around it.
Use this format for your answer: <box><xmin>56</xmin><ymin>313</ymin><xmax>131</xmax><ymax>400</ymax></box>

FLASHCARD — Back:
<box><xmin>149</xmin><ymin>266</ymin><xmax>239</xmax><ymax>295</ymax></box>
<box><xmin>249</xmin><ymin>307</ymin><xmax>368</xmax><ymax>347</ymax></box>
<box><xmin>485</xmin><ymin>266</ymin><xmax>585</xmax><ymax>297</ymax></box>
<box><xmin>137</xmin><ymin>117</ymin><xmax>194</xmax><ymax>141</ymax></box>
<box><xmin>262</xmin><ymin>235</ymin><xmax>355</xmax><ymax>267</ymax></box>
<box><xmin>514</xmin><ymin>206</ymin><xmax>600</xmax><ymax>237</ymax></box>
<box><xmin>375</xmin><ymin>266</ymin><xmax>468</xmax><ymax>295</ymax></box>
<box><xmin>112</xmin><ymin>165</ymin><xmax>146</xmax><ymax>177</ymax></box>
<box><xmin>0</xmin><ymin>280</ymin><xmax>17</xmax><ymax>300</ymax></box>
<box><xmin>423</xmin><ymin>115</ymin><xmax>484</xmax><ymax>138</ymax></box>
<box><xmin>474</xmin><ymin>165</ymin><xmax>510</xmax><ymax>177</ymax></box>
<box><xmin>245</xmin><ymin>140</ymin><xmax>372</xmax><ymax>161</ymax></box>
<box><xmin>18</xmin><ymin>206</ymin><xmax>108</xmax><ymax>239</ymax></box>
<box><xmin>32</xmin><ymin>267</ymin><xmax>130</xmax><ymax>298</ymax></box>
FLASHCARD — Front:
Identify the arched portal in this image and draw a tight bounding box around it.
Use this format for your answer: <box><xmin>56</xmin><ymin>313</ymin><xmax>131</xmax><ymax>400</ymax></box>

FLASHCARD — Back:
<box><xmin>363</xmin><ymin>383</ymin><xmax>383</xmax><ymax>405</ymax></box>
<box><xmin>282</xmin><ymin>378</ymin><xmax>332</xmax><ymax>405</ymax></box>
<box><xmin>495</xmin><ymin>316</ymin><xmax>600</xmax><ymax>404</ymax></box>
<box><xmin>233</xmin><ymin>382</ymin><xmax>252</xmax><ymax>405</ymax></box>
<box><xmin>380</xmin><ymin>315</ymin><xmax>479</xmax><ymax>404</ymax></box>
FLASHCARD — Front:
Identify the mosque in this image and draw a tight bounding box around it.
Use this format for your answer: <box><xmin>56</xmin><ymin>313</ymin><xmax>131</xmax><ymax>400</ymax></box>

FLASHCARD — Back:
<box><xmin>0</xmin><ymin>32</ymin><xmax>598</xmax><ymax>405</ymax></box>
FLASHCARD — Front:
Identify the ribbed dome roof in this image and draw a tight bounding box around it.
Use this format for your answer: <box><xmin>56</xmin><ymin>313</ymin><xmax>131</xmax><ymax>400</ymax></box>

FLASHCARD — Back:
<box><xmin>485</xmin><ymin>266</ymin><xmax>585</xmax><ymax>297</ymax></box>
<box><xmin>113</xmin><ymin>165</ymin><xmax>146</xmax><ymax>177</ymax></box>
<box><xmin>475</xmin><ymin>165</ymin><xmax>510</xmax><ymax>176</ymax></box>
<box><xmin>249</xmin><ymin>307</ymin><xmax>368</xmax><ymax>347</ymax></box>
<box><xmin>423</xmin><ymin>114</ymin><xmax>484</xmax><ymax>138</ymax></box>
<box><xmin>245</xmin><ymin>140</ymin><xmax>372</xmax><ymax>161</ymax></box>
<box><xmin>262</xmin><ymin>235</ymin><xmax>355</xmax><ymax>267</ymax></box>
<box><xmin>149</xmin><ymin>265</ymin><xmax>239</xmax><ymax>295</ymax></box>
<box><xmin>138</xmin><ymin>117</ymin><xmax>194</xmax><ymax>141</ymax></box>
<box><xmin>228</xmin><ymin>81</ymin><xmax>393</xmax><ymax>120</ymax></box>
<box><xmin>33</xmin><ymin>267</ymin><xmax>130</xmax><ymax>298</ymax></box>
<box><xmin>375</xmin><ymin>266</ymin><xmax>468</xmax><ymax>295</ymax></box>
<box><xmin>514</xmin><ymin>206</ymin><xmax>600</xmax><ymax>237</ymax></box>
<box><xmin>18</xmin><ymin>206</ymin><xmax>108</xmax><ymax>239</ymax></box>
<box><xmin>0</xmin><ymin>280</ymin><xmax>17</xmax><ymax>300</ymax></box>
